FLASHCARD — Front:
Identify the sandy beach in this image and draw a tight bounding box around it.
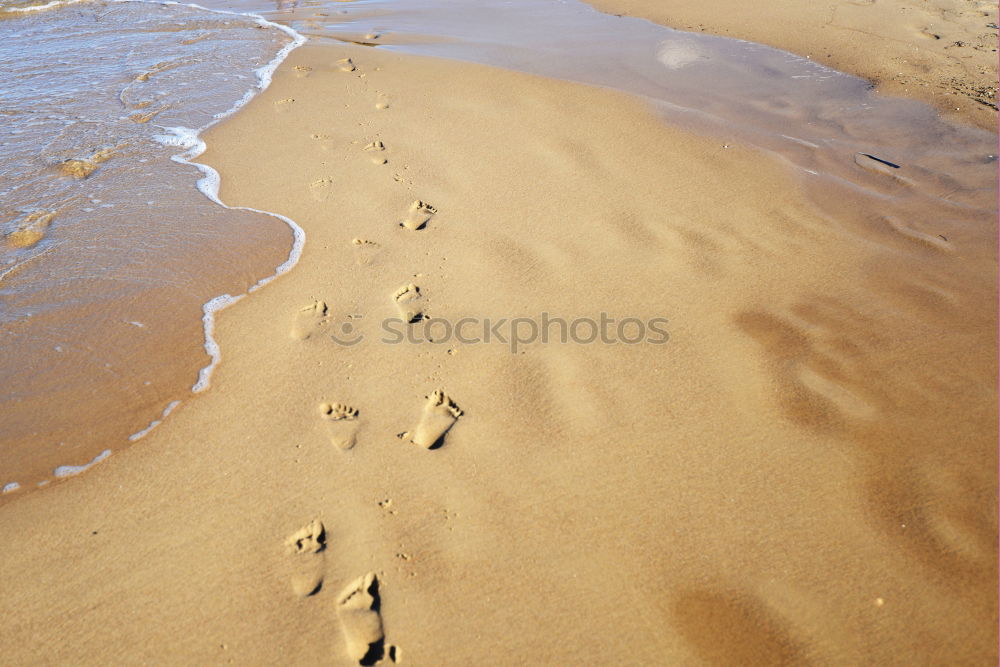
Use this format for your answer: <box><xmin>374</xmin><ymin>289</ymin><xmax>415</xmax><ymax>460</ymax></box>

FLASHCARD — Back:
<box><xmin>1</xmin><ymin>0</ymin><xmax>996</xmax><ymax>664</ymax></box>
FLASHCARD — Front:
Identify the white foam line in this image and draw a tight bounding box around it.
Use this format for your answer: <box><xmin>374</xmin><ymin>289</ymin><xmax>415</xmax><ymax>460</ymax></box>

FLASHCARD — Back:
<box><xmin>2</xmin><ymin>482</ymin><xmax>20</xmax><ymax>494</ymax></box>
<box><xmin>128</xmin><ymin>400</ymin><xmax>182</xmax><ymax>442</ymax></box>
<box><xmin>53</xmin><ymin>449</ymin><xmax>111</xmax><ymax>478</ymax></box>
<box><xmin>145</xmin><ymin>1</ymin><xmax>307</xmax><ymax>395</ymax></box>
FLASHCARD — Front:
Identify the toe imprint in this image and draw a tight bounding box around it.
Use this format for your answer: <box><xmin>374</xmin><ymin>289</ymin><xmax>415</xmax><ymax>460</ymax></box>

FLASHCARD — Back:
<box><xmin>337</xmin><ymin>573</ymin><xmax>385</xmax><ymax>664</ymax></box>
<box><xmin>411</xmin><ymin>390</ymin><xmax>462</xmax><ymax>449</ymax></box>
<box><xmin>399</xmin><ymin>200</ymin><xmax>436</xmax><ymax>231</ymax></box>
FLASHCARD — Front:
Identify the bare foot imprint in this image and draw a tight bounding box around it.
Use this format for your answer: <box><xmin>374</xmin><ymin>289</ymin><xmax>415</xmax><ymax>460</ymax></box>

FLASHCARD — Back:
<box><xmin>363</xmin><ymin>140</ymin><xmax>387</xmax><ymax>164</ymax></box>
<box><xmin>285</xmin><ymin>520</ymin><xmax>326</xmax><ymax>597</ymax></box>
<box><xmin>337</xmin><ymin>573</ymin><xmax>385</xmax><ymax>665</ymax></box>
<box><xmin>362</xmin><ymin>141</ymin><xmax>389</xmax><ymax>164</ymax></box>
<box><xmin>310</xmin><ymin>133</ymin><xmax>335</xmax><ymax>152</ymax></box>
<box><xmin>399</xmin><ymin>201</ymin><xmax>436</xmax><ymax>230</ymax></box>
<box><xmin>392</xmin><ymin>284</ymin><xmax>423</xmax><ymax>323</ymax></box>
<box><xmin>411</xmin><ymin>390</ymin><xmax>462</xmax><ymax>449</ymax></box>
<box><xmin>337</xmin><ymin>57</ymin><xmax>356</xmax><ymax>72</ymax></box>
<box><xmin>320</xmin><ymin>403</ymin><xmax>360</xmax><ymax>450</ymax></box>
<box><xmin>310</xmin><ymin>177</ymin><xmax>334</xmax><ymax>201</ymax></box>
<box><xmin>291</xmin><ymin>300</ymin><xmax>329</xmax><ymax>340</ymax></box>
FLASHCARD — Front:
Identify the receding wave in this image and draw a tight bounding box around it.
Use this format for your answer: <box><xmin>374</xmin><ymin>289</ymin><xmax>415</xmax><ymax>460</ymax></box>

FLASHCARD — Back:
<box><xmin>0</xmin><ymin>0</ymin><xmax>305</xmax><ymax>494</ymax></box>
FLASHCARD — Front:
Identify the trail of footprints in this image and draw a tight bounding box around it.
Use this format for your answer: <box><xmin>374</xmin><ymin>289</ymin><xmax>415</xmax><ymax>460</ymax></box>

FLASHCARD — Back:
<box><xmin>281</xmin><ymin>54</ymin><xmax>463</xmax><ymax>664</ymax></box>
<box><xmin>285</xmin><ymin>521</ymin><xmax>399</xmax><ymax>664</ymax></box>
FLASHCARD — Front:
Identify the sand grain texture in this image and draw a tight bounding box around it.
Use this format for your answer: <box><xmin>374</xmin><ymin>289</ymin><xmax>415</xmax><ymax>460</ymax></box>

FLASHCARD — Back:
<box><xmin>0</xmin><ymin>42</ymin><xmax>995</xmax><ymax>665</ymax></box>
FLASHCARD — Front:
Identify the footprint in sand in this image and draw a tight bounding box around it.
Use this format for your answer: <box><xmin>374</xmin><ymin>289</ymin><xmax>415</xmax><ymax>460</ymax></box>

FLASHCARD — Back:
<box><xmin>310</xmin><ymin>133</ymin><xmax>335</xmax><ymax>152</ymax></box>
<box><xmin>294</xmin><ymin>65</ymin><xmax>313</xmax><ymax>78</ymax></box>
<box><xmin>352</xmin><ymin>239</ymin><xmax>380</xmax><ymax>266</ymax></box>
<box><xmin>275</xmin><ymin>98</ymin><xmax>296</xmax><ymax>114</ymax></box>
<box><xmin>310</xmin><ymin>177</ymin><xmax>334</xmax><ymax>201</ymax></box>
<box><xmin>392</xmin><ymin>284</ymin><xmax>424</xmax><ymax>323</ymax></box>
<box><xmin>399</xmin><ymin>201</ymin><xmax>436</xmax><ymax>231</ymax></box>
<box><xmin>411</xmin><ymin>390</ymin><xmax>462</xmax><ymax>449</ymax></box>
<box><xmin>285</xmin><ymin>520</ymin><xmax>326</xmax><ymax>597</ymax></box>
<box><xmin>337</xmin><ymin>57</ymin><xmax>356</xmax><ymax>72</ymax></box>
<box><xmin>291</xmin><ymin>300</ymin><xmax>329</xmax><ymax>340</ymax></box>
<box><xmin>337</xmin><ymin>573</ymin><xmax>385</xmax><ymax>665</ymax></box>
<box><xmin>363</xmin><ymin>140</ymin><xmax>387</xmax><ymax>165</ymax></box>
<box><xmin>320</xmin><ymin>403</ymin><xmax>360</xmax><ymax>450</ymax></box>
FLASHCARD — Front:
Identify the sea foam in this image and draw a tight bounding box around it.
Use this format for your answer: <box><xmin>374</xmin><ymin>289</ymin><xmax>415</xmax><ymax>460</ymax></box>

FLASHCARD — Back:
<box><xmin>151</xmin><ymin>2</ymin><xmax>307</xmax><ymax>396</ymax></box>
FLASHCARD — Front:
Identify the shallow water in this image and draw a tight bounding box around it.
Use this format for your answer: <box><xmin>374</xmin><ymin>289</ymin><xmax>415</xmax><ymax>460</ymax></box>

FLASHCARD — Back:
<box><xmin>0</xmin><ymin>0</ymin><xmax>301</xmax><ymax>492</ymax></box>
<box><xmin>299</xmin><ymin>0</ymin><xmax>996</xmax><ymax>205</ymax></box>
<box><xmin>1</xmin><ymin>0</ymin><xmax>994</xmax><ymax>496</ymax></box>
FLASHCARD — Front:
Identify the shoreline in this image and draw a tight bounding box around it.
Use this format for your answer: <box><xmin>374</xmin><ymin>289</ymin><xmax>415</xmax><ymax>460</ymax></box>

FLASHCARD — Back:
<box><xmin>5</xmin><ymin>0</ymin><xmax>995</xmax><ymax>501</ymax></box>
<box><xmin>584</xmin><ymin>0</ymin><xmax>998</xmax><ymax>131</ymax></box>
<box><xmin>0</xmin><ymin>33</ymin><xmax>995</xmax><ymax>664</ymax></box>
<box><xmin>0</xmin><ymin>0</ymin><xmax>306</xmax><ymax>499</ymax></box>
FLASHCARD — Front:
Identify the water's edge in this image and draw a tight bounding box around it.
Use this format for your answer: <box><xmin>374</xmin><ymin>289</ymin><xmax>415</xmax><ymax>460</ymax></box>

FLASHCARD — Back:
<box><xmin>1</xmin><ymin>0</ymin><xmax>309</xmax><ymax>496</ymax></box>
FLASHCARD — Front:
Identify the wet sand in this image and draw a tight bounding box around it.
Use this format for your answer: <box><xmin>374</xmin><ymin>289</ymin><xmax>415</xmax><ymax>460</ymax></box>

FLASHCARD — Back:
<box><xmin>0</xmin><ymin>0</ymin><xmax>299</xmax><ymax>493</ymax></box>
<box><xmin>587</xmin><ymin>0</ymin><xmax>998</xmax><ymax>131</ymax></box>
<box><xmin>1</xmin><ymin>6</ymin><xmax>997</xmax><ymax>667</ymax></box>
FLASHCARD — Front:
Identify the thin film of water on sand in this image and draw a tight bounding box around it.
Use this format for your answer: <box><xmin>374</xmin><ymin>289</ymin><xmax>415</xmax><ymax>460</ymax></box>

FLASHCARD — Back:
<box><xmin>0</xmin><ymin>0</ymin><xmax>304</xmax><ymax>494</ymax></box>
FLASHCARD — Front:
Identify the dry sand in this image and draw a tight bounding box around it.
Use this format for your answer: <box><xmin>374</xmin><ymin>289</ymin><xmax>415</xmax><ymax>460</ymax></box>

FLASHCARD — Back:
<box><xmin>1</xmin><ymin>14</ymin><xmax>996</xmax><ymax>667</ymax></box>
<box><xmin>588</xmin><ymin>0</ymin><xmax>998</xmax><ymax>131</ymax></box>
